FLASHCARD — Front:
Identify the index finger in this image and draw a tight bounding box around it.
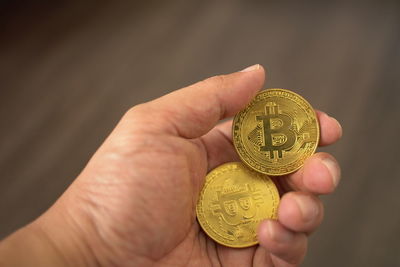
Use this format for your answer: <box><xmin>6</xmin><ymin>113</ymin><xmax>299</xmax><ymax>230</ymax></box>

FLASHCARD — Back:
<box><xmin>316</xmin><ymin>110</ymin><xmax>342</xmax><ymax>146</ymax></box>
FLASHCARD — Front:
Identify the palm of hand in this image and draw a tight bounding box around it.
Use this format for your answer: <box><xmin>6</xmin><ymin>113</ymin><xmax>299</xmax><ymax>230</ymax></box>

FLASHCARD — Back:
<box><xmin>81</xmin><ymin>118</ymin><xmax>269</xmax><ymax>266</ymax></box>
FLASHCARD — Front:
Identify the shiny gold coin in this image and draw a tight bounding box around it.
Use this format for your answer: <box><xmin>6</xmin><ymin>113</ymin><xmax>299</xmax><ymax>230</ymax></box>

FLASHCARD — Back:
<box><xmin>233</xmin><ymin>88</ymin><xmax>319</xmax><ymax>176</ymax></box>
<box><xmin>196</xmin><ymin>162</ymin><xmax>279</xmax><ymax>248</ymax></box>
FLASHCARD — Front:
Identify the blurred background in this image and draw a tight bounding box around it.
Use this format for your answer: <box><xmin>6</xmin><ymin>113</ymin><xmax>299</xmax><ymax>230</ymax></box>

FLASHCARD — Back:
<box><xmin>0</xmin><ymin>1</ymin><xmax>399</xmax><ymax>266</ymax></box>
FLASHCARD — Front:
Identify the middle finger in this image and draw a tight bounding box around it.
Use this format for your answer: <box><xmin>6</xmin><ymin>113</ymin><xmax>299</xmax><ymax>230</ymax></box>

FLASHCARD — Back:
<box><xmin>278</xmin><ymin>152</ymin><xmax>341</xmax><ymax>195</ymax></box>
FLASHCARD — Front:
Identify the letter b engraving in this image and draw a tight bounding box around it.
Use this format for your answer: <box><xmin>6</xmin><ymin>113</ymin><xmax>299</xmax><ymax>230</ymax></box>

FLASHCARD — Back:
<box><xmin>256</xmin><ymin>102</ymin><xmax>296</xmax><ymax>159</ymax></box>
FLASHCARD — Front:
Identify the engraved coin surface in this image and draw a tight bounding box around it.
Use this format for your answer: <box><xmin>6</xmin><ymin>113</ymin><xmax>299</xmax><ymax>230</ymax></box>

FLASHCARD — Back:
<box><xmin>233</xmin><ymin>89</ymin><xmax>319</xmax><ymax>176</ymax></box>
<box><xmin>196</xmin><ymin>162</ymin><xmax>279</xmax><ymax>248</ymax></box>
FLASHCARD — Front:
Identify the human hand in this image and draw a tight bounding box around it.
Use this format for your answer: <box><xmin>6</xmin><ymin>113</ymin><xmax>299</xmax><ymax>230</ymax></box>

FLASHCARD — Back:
<box><xmin>0</xmin><ymin>65</ymin><xmax>342</xmax><ymax>267</ymax></box>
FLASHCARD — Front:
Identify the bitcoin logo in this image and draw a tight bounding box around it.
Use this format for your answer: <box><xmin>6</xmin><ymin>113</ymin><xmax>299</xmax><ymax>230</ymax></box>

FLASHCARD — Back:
<box><xmin>233</xmin><ymin>89</ymin><xmax>319</xmax><ymax>176</ymax></box>
<box><xmin>255</xmin><ymin>102</ymin><xmax>296</xmax><ymax>159</ymax></box>
<box><xmin>196</xmin><ymin>162</ymin><xmax>279</xmax><ymax>248</ymax></box>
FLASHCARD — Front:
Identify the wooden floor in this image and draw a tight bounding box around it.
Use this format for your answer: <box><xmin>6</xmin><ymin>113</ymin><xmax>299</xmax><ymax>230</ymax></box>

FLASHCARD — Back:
<box><xmin>1</xmin><ymin>1</ymin><xmax>399</xmax><ymax>266</ymax></box>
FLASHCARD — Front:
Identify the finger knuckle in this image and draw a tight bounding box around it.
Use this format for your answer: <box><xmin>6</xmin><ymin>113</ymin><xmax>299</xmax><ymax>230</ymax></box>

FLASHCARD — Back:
<box><xmin>124</xmin><ymin>103</ymin><xmax>148</xmax><ymax>121</ymax></box>
<box><xmin>200</xmin><ymin>74</ymin><xmax>227</xmax><ymax>90</ymax></box>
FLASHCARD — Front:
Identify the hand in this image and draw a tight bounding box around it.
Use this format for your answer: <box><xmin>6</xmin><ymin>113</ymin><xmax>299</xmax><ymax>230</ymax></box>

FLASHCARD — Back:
<box><xmin>0</xmin><ymin>65</ymin><xmax>342</xmax><ymax>267</ymax></box>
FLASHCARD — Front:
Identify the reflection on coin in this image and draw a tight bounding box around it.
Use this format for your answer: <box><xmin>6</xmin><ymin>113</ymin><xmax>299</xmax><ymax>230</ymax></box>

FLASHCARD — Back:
<box><xmin>196</xmin><ymin>162</ymin><xmax>279</xmax><ymax>248</ymax></box>
<box><xmin>233</xmin><ymin>88</ymin><xmax>319</xmax><ymax>176</ymax></box>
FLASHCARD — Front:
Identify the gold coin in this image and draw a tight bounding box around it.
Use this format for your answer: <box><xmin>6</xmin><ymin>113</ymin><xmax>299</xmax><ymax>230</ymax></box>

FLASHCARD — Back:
<box><xmin>196</xmin><ymin>162</ymin><xmax>279</xmax><ymax>248</ymax></box>
<box><xmin>233</xmin><ymin>88</ymin><xmax>319</xmax><ymax>176</ymax></box>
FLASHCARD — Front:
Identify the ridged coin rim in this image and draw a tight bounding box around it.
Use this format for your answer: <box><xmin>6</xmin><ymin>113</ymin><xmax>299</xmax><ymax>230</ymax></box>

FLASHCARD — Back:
<box><xmin>196</xmin><ymin>162</ymin><xmax>280</xmax><ymax>248</ymax></box>
<box><xmin>232</xmin><ymin>88</ymin><xmax>320</xmax><ymax>176</ymax></box>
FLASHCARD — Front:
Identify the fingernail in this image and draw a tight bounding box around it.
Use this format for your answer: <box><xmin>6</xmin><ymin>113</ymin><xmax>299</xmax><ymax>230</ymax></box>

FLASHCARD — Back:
<box><xmin>322</xmin><ymin>157</ymin><xmax>340</xmax><ymax>187</ymax></box>
<box><xmin>294</xmin><ymin>195</ymin><xmax>319</xmax><ymax>223</ymax></box>
<box><xmin>240</xmin><ymin>64</ymin><xmax>260</xmax><ymax>72</ymax></box>
<box><xmin>331</xmin><ymin>116</ymin><xmax>343</xmax><ymax>138</ymax></box>
<box><xmin>323</xmin><ymin>112</ymin><xmax>343</xmax><ymax>138</ymax></box>
<box><xmin>266</xmin><ymin>220</ymin><xmax>293</xmax><ymax>243</ymax></box>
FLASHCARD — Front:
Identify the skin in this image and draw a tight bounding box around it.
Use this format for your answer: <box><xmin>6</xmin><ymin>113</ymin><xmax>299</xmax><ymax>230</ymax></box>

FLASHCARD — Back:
<box><xmin>0</xmin><ymin>65</ymin><xmax>342</xmax><ymax>267</ymax></box>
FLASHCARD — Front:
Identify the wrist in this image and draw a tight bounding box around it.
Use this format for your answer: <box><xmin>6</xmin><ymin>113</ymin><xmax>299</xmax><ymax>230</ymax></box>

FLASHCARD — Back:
<box><xmin>0</xmin><ymin>194</ymin><xmax>99</xmax><ymax>267</ymax></box>
<box><xmin>0</xmin><ymin>223</ymin><xmax>67</xmax><ymax>266</ymax></box>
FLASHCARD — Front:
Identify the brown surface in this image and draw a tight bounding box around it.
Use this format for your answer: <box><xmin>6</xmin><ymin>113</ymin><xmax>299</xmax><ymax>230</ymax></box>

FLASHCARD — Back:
<box><xmin>1</xmin><ymin>1</ymin><xmax>399</xmax><ymax>266</ymax></box>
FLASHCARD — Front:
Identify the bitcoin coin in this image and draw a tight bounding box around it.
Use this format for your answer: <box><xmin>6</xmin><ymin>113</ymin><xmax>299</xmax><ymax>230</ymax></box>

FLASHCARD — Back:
<box><xmin>233</xmin><ymin>89</ymin><xmax>319</xmax><ymax>176</ymax></box>
<box><xmin>196</xmin><ymin>162</ymin><xmax>279</xmax><ymax>248</ymax></box>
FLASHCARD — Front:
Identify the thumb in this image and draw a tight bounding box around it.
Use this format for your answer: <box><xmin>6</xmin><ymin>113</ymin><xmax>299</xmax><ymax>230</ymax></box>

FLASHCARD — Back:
<box><xmin>127</xmin><ymin>64</ymin><xmax>265</xmax><ymax>138</ymax></box>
